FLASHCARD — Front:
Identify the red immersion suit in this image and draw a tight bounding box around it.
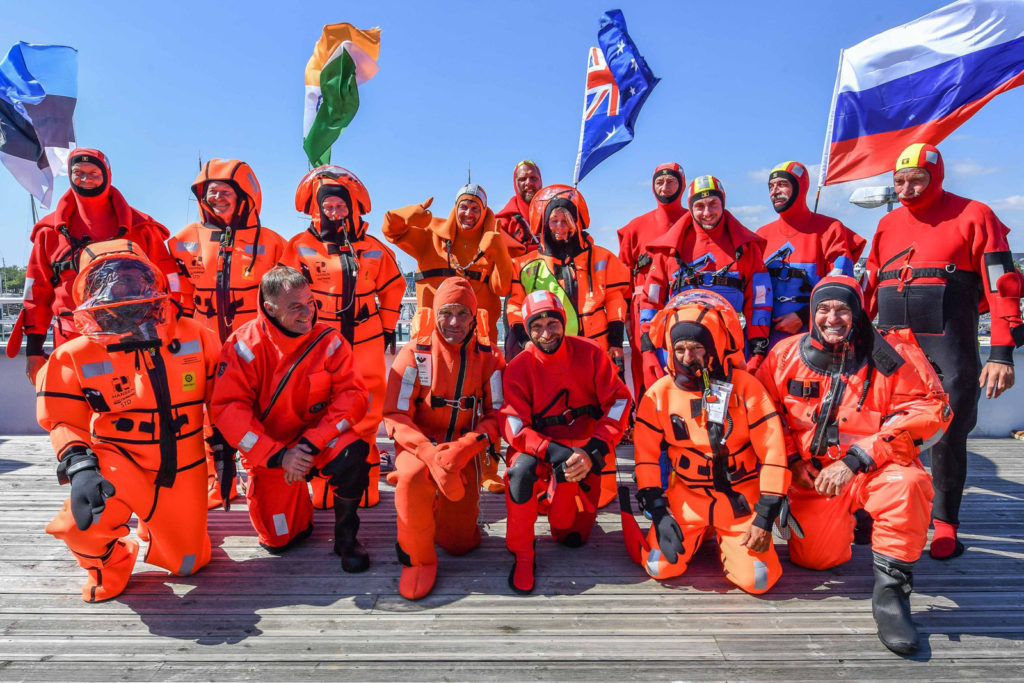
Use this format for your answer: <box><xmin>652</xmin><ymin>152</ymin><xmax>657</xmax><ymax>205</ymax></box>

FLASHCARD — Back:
<box><xmin>641</xmin><ymin>176</ymin><xmax>772</xmax><ymax>388</ymax></box>
<box><xmin>210</xmin><ymin>295</ymin><xmax>370</xmax><ymax>552</ymax></box>
<box><xmin>18</xmin><ymin>149</ymin><xmax>181</xmax><ymax>359</ymax></box>
<box><xmin>756</xmin><ymin>161</ymin><xmax>865</xmax><ymax>348</ymax></box>
<box><xmin>863</xmin><ymin>143</ymin><xmax>1023</xmax><ymax>537</ymax></box>
<box><xmin>617</xmin><ymin>163</ymin><xmax>687</xmax><ymax>396</ymax></box>
<box><xmin>502</xmin><ymin>291</ymin><xmax>631</xmax><ymax>593</ymax></box>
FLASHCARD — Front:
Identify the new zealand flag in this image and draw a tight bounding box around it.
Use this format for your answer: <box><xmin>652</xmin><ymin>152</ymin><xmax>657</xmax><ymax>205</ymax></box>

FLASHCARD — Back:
<box><xmin>573</xmin><ymin>10</ymin><xmax>659</xmax><ymax>184</ymax></box>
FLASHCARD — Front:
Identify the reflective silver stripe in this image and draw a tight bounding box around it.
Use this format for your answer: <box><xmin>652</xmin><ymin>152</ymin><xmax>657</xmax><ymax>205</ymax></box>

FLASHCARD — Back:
<box><xmin>336</xmin><ymin>419</ymin><xmax>350</xmax><ymax>433</ymax></box>
<box><xmin>234</xmin><ymin>340</ymin><xmax>255</xmax><ymax>363</ymax></box>
<box><xmin>244</xmin><ymin>244</ymin><xmax>267</xmax><ymax>256</ymax></box>
<box><xmin>595</xmin><ymin>259</ymin><xmax>608</xmax><ymax>272</ymax></box>
<box><xmin>238</xmin><ymin>431</ymin><xmax>258</xmax><ymax>452</ymax></box>
<box><xmin>648</xmin><ymin>283</ymin><xmax>662</xmax><ymax>302</ymax></box>
<box><xmin>920</xmin><ymin>426</ymin><xmax>945</xmax><ymax>452</ymax></box>
<box><xmin>178</xmin><ymin>553</ymin><xmax>196</xmax><ymax>576</ymax></box>
<box><xmin>167</xmin><ymin>273</ymin><xmax>181</xmax><ymax>293</ymax></box>
<box><xmin>397</xmin><ymin>366</ymin><xmax>417</xmax><ymax>411</ymax></box>
<box><xmin>753</xmin><ymin>559</ymin><xmax>769</xmax><ymax>591</ymax></box>
<box><xmin>646</xmin><ymin>548</ymin><xmax>663</xmax><ymax>577</ymax></box>
<box><xmin>327</xmin><ymin>437</ymin><xmax>338</xmax><ymax>449</ymax></box>
<box><xmin>174</xmin><ymin>339</ymin><xmax>202</xmax><ymax>356</ymax></box>
<box><xmin>179</xmin><ymin>241</ymin><xmax>200</xmax><ymax>252</ymax></box>
<box><xmin>326</xmin><ymin>337</ymin><xmax>342</xmax><ymax>356</ymax></box>
<box><xmin>362</xmin><ymin>249</ymin><xmax>382</xmax><ymax>259</ymax></box>
<box><xmin>607</xmin><ymin>398</ymin><xmax>628</xmax><ymax>422</ymax></box>
<box><xmin>273</xmin><ymin>513</ymin><xmax>289</xmax><ymax>537</ymax></box>
<box><xmin>22</xmin><ymin>277</ymin><xmax>33</xmax><ymax>301</ymax></box>
<box><xmin>298</xmin><ymin>246</ymin><xmax>318</xmax><ymax>257</ymax></box>
<box><xmin>489</xmin><ymin>370</ymin><xmax>504</xmax><ymax>409</ymax></box>
<box><xmin>754</xmin><ymin>285</ymin><xmax>767</xmax><ymax>305</ymax></box>
<box><xmin>507</xmin><ymin>415</ymin><xmax>524</xmax><ymax>436</ymax></box>
<box><xmin>82</xmin><ymin>360</ymin><xmax>113</xmax><ymax>378</ymax></box>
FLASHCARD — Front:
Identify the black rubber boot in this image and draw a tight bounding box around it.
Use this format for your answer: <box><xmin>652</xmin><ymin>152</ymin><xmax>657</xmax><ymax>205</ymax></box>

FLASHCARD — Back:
<box><xmin>872</xmin><ymin>552</ymin><xmax>919</xmax><ymax>654</ymax></box>
<box><xmin>333</xmin><ymin>496</ymin><xmax>370</xmax><ymax>573</ymax></box>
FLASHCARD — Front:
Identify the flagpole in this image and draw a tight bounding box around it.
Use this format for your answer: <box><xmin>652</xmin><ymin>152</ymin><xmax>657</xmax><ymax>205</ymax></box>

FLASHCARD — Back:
<box><xmin>572</xmin><ymin>48</ymin><xmax>592</xmax><ymax>188</ymax></box>
<box><xmin>29</xmin><ymin>194</ymin><xmax>38</xmax><ymax>224</ymax></box>
<box><xmin>814</xmin><ymin>48</ymin><xmax>845</xmax><ymax>213</ymax></box>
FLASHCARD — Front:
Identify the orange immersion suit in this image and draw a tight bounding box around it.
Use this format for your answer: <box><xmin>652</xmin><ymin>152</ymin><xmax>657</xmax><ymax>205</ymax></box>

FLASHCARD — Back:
<box><xmin>18</xmin><ymin>148</ymin><xmax>182</xmax><ymax>359</ymax></box>
<box><xmin>501</xmin><ymin>291</ymin><xmax>631</xmax><ymax>594</ymax></box>
<box><xmin>383</xmin><ymin>277</ymin><xmax>505</xmax><ymax>599</ymax></box>
<box><xmin>283</xmin><ymin>166</ymin><xmax>405</xmax><ymax>508</ymax></box>
<box><xmin>38</xmin><ymin>240</ymin><xmax>217</xmax><ymax>602</ymax></box>
<box><xmin>381</xmin><ymin>188</ymin><xmax>514</xmax><ymax>344</ymax></box>
<box><xmin>210</xmin><ymin>299</ymin><xmax>370</xmax><ymax>552</ymax></box>
<box><xmin>383</xmin><ymin>185</ymin><xmax>514</xmax><ymax>493</ymax></box>
<box><xmin>168</xmin><ymin>158</ymin><xmax>287</xmax><ymax>509</ymax></box>
<box><xmin>633</xmin><ymin>291</ymin><xmax>790</xmax><ymax>594</ymax></box>
<box><xmin>756</xmin><ymin>276</ymin><xmax>951</xmax><ymax>568</ymax></box>
<box><xmin>505</xmin><ymin>185</ymin><xmax>631</xmax><ymax>507</ymax></box>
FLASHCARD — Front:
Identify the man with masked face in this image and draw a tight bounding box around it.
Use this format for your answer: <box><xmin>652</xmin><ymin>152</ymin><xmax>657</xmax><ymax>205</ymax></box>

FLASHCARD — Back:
<box><xmin>211</xmin><ymin>266</ymin><xmax>372</xmax><ymax>571</ymax></box>
<box><xmin>283</xmin><ymin>166</ymin><xmax>405</xmax><ymax>508</ymax></box>
<box><xmin>384</xmin><ymin>183</ymin><xmax>514</xmax><ymax>493</ymax></box>
<box><xmin>383</xmin><ymin>277</ymin><xmax>505</xmax><ymax>600</ymax></box>
<box><xmin>495</xmin><ymin>160</ymin><xmax>543</xmax><ymax>254</ymax></box>
<box><xmin>169</xmin><ymin>159</ymin><xmax>287</xmax><ymax>509</ymax></box>
<box><xmin>756</xmin><ymin>161</ymin><xmax>866</xmax><ymax>349</ymax></box>
<box><xmin>505</xmin><ymin>184</ymin><xmax>631</xmax><ymax>506</ymax></box>
<box><xmin>37</xmin><ymin>240</ymin><xmax>220</xmax><ymax>602</ymax></box>
<box><xmin>632</xmin><ymin>289</ymin><xmax>790</xmax><ymax>594</ymax></box>
<box><xmin>757</xmin><ymin>276</ymin><xmax>951</xmax><ymax>653</ymax></box>
<box><xmin>864</xmin><ymin>143</ymin><xmax>1024</xmax><ymax>560</ymax></box>
<box><xmin>640</xmin><ymin>176</ymin><xmax>773</xmax><ymax>388</ymax></box>
<box><xmin>618</xmin><ymin>163</ymin><xmax>687</xmax><ymax>397</ymax></box>
<box><xmin>17</xmin><ymin>148</ymin><xmax>182</xmax><ymax>384</ymax></box>
<box><xmin>501</xmin><ymin>291</ymin><xmax>631</xmax><ymax>594</ymax></box>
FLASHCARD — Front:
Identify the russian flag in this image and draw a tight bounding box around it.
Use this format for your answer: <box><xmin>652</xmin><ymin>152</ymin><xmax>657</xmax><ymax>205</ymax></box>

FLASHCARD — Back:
<box><xmin>819</xmin><ymin>0</ymin><xmax>1024</xmax><ymax>186</ymax></box>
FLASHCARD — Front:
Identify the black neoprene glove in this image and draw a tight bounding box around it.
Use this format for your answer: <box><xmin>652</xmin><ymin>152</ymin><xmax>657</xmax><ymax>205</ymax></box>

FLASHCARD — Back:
<box><xmin>383</xmin><ymin>330</ymin><xmax>397</xmax><ymax>353</ymax></box>
<box><xmin>59</xmin><ymin>447</ymin><xmax>115</xmax><ymax>531</ymax></box>
<box><xmin>636</xmin><ymin>486</ymin><xmax>684</xmax><ymax>564</ymax></box>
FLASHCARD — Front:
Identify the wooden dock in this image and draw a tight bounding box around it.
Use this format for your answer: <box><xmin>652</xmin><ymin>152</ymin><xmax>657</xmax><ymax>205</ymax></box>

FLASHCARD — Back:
<box><xmin>1</xmin><ymin>435</ymin><xmax>1023</xmax><ymax>681</ymax></box>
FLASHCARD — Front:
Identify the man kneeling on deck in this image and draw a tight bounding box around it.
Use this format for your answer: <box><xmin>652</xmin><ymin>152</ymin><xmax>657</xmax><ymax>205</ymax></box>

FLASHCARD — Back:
<box><xmin>383</xmin><ymin>277</ymin><xmax>505</xmax><ymax>599</ymax></box>
<box><xmin>756</xmin><ymin>276</ymin><xmax>951</xmax><ymax>653</ymax></box>
<box><xmin>501</xmin><ymin>291</ymin><xmax>632</xmax><ymax>594</ymax></box>
<box><xmin>211</xmin><ymin>266</ymin><xmax>371</xmax><ymax>571</ymax></box>
<box><xmin>632</xmin><ymin>290</ymin><xmax>790</xmax><ymax>594</ymax></box>
<box><xmin>38</xmin><ymin>241</ymin><xmax>220</xmax><ymax>602</ymax></box>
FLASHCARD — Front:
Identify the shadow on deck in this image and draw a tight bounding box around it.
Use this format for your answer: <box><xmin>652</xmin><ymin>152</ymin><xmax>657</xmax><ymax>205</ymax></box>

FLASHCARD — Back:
<box><xmin>0</xmin><ymin>437</ymin><xmax>1022</xmax><ymax>681</ymax></box>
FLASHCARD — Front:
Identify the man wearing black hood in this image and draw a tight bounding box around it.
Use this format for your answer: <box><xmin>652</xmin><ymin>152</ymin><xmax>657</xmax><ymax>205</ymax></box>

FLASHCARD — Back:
<box><xmin>757</xmin><ymin>276</ymin><xmax>951</xmax><ymax>654</ymax></box>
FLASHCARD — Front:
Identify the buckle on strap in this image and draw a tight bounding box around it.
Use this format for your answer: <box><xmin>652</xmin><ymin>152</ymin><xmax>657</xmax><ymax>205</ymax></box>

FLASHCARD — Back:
<box><xmin>430</xmin><ymin>395</ymin><xmax>478</xmax><ymax>411</ymax></box>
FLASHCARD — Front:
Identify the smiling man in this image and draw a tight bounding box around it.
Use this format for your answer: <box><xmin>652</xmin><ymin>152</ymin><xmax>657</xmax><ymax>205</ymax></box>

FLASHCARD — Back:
<box><xmin>500</xmin><ymin>291</ymin><xmax>631</xmax><ymax>594</ymax></box>
<box><xmin>863</xmin><ymin>143</ymin><xmax>1024</xmax><ymax>560</ymax></box>
<box><xmin>211</xmin><ymin>266</ymin><xmax>372</xmax><ymax>572</ymax></box>
<box><xmin>383</xmin><ymin>277</ymin><xmax>505</xmax><ymax>600</ymax></box>
<box><xmin>496</xmin><ymin>160</ymin><xmax>543</xmax><ymax>254</ymax></box>
<box><xmin>757</xmin><ymin>276</ymin><xmax>951</xmax><ymax>654</ymax></box>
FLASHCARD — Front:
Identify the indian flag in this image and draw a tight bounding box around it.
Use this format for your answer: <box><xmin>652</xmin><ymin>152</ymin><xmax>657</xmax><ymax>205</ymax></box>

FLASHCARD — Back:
<box><xmin>303</xmin><ymin>23</ymin><xmax>381</xmax><ymax>167</ymax></box>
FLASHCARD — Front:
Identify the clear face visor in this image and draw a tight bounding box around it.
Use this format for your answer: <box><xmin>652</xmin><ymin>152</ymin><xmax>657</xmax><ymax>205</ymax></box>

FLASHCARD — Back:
<box><xmin>74</xmin><ymin>258</ymin><xmax>170</xmax><ymax>341</ymax></box>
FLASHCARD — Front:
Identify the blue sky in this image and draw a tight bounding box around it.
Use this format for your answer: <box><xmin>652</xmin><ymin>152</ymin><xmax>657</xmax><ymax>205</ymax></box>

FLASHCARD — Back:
<box><xmin>3</xmin><ymin>0</ymin><xmax>1024</xmax><ymax>270</ymax></box>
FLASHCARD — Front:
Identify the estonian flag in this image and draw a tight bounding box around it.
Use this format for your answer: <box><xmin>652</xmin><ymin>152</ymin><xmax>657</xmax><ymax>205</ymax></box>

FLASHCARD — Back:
<box><xmin>0</xmin><ymin>42</ymin><xmax>78</xmax><ymax>208</ymax></box>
